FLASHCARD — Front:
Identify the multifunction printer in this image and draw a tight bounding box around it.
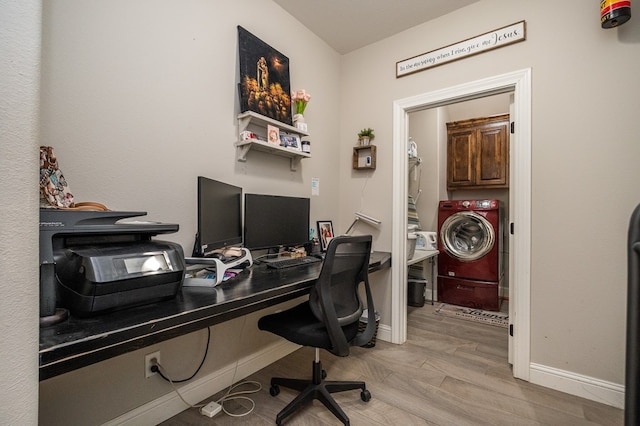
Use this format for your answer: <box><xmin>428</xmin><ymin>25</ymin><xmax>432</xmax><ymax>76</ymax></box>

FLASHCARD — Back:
<box><xmin>39</xmin><ymin>209</ymin><xmax>185</xmax><ymax>324</ymax></box>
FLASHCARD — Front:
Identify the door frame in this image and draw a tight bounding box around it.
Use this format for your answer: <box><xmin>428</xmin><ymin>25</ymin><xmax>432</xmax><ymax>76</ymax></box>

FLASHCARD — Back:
<box><xmin>390</xmin><ymin>68</ymin><xmax>531</xmax><ymax>380</ymax></box>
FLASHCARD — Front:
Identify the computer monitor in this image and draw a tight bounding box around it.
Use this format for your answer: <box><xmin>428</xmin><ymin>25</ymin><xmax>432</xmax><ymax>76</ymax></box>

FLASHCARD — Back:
<box><xmin>243</xmin><ymin>194</ymin><xmax>310</xmax><ymax>251</ymax></box>
<box><xmin>193</xmin><ymin>176</ymin><xmax>243</xmax><ymax>257</ymax></box>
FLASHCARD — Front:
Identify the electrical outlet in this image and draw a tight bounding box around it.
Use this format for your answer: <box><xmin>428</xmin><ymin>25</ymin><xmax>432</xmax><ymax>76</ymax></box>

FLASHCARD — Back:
<box><xmin>144</xmin><ymin>351</ymin><xmax>160</xmax><ymax>378</ymax></box>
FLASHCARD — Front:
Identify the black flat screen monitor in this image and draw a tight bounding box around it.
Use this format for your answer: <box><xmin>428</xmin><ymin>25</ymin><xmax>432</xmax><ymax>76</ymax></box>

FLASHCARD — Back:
<box><xmin>243</xmin><ymin>194</ymin><xmax>310</xmax><ymax>251</ymax></box>
<box><xmin>194</xmin><ymin>176</ymin><xmax>243</xmax><ymax>257</ymax></box>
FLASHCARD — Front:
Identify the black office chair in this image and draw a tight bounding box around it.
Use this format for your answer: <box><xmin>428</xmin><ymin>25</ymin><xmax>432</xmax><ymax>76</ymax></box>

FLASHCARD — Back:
<box><xmin>258</xmin><ymin>235</ymin><xmax>377</xmax><ymax>426</ymax></box>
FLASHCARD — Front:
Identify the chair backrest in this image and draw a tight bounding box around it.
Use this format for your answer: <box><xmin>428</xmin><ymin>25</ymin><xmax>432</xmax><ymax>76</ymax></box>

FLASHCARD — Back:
<box><xmin>309</xmin><ymin>235</ymin><xmax>376</xmax><ymax>356</ymax></box>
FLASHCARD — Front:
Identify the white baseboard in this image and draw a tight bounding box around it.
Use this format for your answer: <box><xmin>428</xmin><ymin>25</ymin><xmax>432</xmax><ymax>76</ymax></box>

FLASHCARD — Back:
<box><xmin>104</xmin><ymin>340</ymin><xmax>300</xmax><ymax>426</ymax></box>
<box><xmin>376</xmin><ymin>322</ymin><xmax>391</xmax><ymax>344</ymax></box>
<box><xmin>529</xmin><ymin>363</ymin><xmax>624</xmax><ymax>409</ymax></box>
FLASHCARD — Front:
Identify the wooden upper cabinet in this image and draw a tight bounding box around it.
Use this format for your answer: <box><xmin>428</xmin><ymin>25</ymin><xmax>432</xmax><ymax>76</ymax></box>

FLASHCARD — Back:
<box><xmin>446</xmin><ymin>114</ymin><xmax>509</xmax><ymax>190</ymax></box>
<box><xmin>448</xmin><ymin>127</ymin><xmax>476</xmax><ymax>187</ymax></box>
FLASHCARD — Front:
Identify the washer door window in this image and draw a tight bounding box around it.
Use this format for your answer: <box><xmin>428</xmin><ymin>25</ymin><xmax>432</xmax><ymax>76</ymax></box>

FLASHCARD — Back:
<box><xmin>440</xmin><ymin>211</ymin><xmax>495</xmax><ymax>261</ymax></box>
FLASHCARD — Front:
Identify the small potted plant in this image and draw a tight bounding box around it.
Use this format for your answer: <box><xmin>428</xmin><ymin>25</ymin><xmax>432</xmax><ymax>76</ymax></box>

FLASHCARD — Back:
<box><xmin>358</xmin><ymin>128</ymin><xmax>375</xmax><ymax>146</ymax></box>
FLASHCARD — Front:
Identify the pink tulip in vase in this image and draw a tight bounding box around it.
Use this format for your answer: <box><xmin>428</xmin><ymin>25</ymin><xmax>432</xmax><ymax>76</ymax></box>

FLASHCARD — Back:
<box><xmin>291</xmin><ymin>89</ymin><xmax>311</xmax><ymax>131</ymax></box>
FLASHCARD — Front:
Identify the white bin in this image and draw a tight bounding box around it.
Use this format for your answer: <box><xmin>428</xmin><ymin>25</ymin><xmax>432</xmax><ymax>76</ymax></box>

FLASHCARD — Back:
<box><xmin>407</xmin><ymin>232</ymin><xmax>417</xmax><ymax>260</ymax></box>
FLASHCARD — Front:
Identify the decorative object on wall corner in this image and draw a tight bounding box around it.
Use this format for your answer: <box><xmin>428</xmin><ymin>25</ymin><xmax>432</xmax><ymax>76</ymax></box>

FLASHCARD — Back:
<box><xmin>601</xmin><ymin>0</ymin><xmax>631</xmax><ymax>28</ymax></box>
<box><xmin>237</xmin><ymin>26</ymin><xmax>292</xmax><ymax>125</ymax></box>
<box><xmin>292</xmin><ymin>89</ymin><xmax>311</xmax><ymax>132</ymax></box>
<box><xmin>396</xmin><ymin>20</ymin><xmax>526</xmax><ymax>78</ymax></box>
<box><xmin>357</xmin><ymin>127</ymin><xmax>375</xmax><ymax>146</ymax></box>
<box><xmin>353</xmin><ymin>145</ymin><xmax>376</xmax><ymax>170</ymax></box>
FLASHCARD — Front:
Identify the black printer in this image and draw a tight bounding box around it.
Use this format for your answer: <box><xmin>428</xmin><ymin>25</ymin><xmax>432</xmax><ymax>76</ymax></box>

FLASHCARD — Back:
<box><xmin>39</xmin><ymin>209</ymin><xmax>185</xmax><ymax>323</ymax></box>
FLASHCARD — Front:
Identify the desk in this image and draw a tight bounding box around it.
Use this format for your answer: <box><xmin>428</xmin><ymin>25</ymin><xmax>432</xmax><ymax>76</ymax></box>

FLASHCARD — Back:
<box><xmin>407</xmin><ymin>249</ymin><xmax>439</xmax><ymax>305</ymax></box>
<box><xmin>39</xmin><ymin>252</ymin><xmax>390</xmax><ymax>381</ymax></box>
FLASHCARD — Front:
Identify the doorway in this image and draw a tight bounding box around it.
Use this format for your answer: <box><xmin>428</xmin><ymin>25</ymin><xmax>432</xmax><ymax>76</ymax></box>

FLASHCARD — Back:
<box><xmin>390</xmin><ymin>69</ymin><xmax>532</xmax><ymax>380</ymax></box>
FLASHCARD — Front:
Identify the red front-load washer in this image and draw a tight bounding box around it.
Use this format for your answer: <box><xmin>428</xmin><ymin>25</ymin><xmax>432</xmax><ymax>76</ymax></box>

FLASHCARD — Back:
<box><xmin>437</xmin><ymin>199</ymin><xmax>503</xmax><ymax>282</ymax></box>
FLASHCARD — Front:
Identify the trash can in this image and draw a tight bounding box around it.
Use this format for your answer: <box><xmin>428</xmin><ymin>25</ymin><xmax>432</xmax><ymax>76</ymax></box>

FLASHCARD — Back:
<box><xmin>358</xmin><ymin>309</ymin><xmax>380</xmax><ymax>348</ymax></box>
<box><xmin>408</xmin><ymin>279</ymin><xmax>426</xmax><ymax>307</ymax></box>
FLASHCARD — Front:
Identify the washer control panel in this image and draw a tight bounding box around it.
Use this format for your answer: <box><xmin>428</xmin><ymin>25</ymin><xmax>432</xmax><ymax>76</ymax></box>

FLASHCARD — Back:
<box><xmin>475</xmin><ymin>200</ymin><xmax>494</xmax><ymax>209</ymax></box>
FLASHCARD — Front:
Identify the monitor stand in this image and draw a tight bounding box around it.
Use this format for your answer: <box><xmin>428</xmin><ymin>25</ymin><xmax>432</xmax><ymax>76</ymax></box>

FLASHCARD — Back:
<box><xmin>184</xmin><ymin>248</ymin><xmax>253</xmax><ymax>287</ymax></box>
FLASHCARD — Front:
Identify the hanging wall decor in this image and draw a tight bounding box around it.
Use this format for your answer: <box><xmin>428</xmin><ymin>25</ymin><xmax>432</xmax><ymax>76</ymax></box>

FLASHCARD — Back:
<box><xmin>396</xmin><ymin>21</ymin><xmax>526</xmax><ymax>78</ymax></box>
<box><xmin>237</xmin><ymin>26</ymin><xmax>293</xmax><ymax>125</ymax></box>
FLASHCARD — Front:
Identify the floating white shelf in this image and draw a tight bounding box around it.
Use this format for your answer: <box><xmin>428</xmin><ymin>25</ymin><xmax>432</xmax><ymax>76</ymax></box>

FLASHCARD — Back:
<box><xmin>235</xmin><ymin>111</ymin><xmax>310</xmax><ymax>171</ymax></box>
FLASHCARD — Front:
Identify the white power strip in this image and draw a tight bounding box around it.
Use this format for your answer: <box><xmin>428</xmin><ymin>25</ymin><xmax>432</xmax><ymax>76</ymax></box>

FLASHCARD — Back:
<box><xmin>201</xmin><ymin>401</ymin><xmax>222</xmax><ymax>418</ymax></box>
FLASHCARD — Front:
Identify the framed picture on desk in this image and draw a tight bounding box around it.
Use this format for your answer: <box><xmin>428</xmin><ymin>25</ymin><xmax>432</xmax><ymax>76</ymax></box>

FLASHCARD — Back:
<box><xmin>317</xmin><ymin>220</ymin><xmax>334</xmax><ymax>252</ymax></box>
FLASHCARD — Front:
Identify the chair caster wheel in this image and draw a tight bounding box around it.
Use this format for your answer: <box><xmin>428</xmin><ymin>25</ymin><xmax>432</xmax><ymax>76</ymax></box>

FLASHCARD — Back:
<box><xmin>361</xmin><ymin>389</ymin><xmax>371</xmax><ymax>402</ymax></box>
<box><xmin>270</xmin><ymin>385</ymin><xmax>280</xmax><ymax>396</ymax></box>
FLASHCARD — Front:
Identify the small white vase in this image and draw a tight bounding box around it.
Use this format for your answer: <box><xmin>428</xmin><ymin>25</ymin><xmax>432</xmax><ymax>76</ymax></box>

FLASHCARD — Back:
<box><xmin>293</xmin><ymin>114</ymin><xmax>307</xmax><ymax>132</ymax></box>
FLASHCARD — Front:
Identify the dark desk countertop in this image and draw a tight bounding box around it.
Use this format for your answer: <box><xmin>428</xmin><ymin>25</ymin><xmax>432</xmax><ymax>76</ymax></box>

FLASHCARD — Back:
<box><xmin>39</xmin><ymin>252</ymin><xmax>390</xmax><ymax>381</ymax></box>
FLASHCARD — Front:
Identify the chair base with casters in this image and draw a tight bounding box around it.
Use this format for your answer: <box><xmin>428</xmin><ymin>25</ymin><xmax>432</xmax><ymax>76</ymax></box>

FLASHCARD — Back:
<box><xmin>258</xmin><ymin>235</ymin><xmax>377</xmax><ymax>426</ymax></box>
<box><xmin>268</xmin><ymin>347</ymin><xmax>371</xmax><ymax>426</ymax></box>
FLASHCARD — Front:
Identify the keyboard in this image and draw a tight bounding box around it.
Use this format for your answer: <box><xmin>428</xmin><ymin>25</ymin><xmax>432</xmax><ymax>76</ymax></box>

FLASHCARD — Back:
<box><xmin>265</xmin><ymin>256</ymin><xmax>322</xmax><ymax>269</ymax></box>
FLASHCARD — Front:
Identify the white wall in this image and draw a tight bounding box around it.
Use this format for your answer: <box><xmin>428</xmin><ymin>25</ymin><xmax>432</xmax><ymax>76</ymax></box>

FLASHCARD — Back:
<box><xmin>38</xmin><ymin>0</ymin><xmax>345</xmax><ymax>423</ymax></box>
<box><xmin>0</xmin><ymin>0</ymin><xmax>41</xmax><ymax>424</ymax></box>
<box><xmin>40</xmin><ymin>0</ymin><xmax>343</xmax><ymax>243</ymax></box>
<box><xmin>339</xmin><ymin>0</ymin><xmax>640</xmax><ymax>388</ymax></box>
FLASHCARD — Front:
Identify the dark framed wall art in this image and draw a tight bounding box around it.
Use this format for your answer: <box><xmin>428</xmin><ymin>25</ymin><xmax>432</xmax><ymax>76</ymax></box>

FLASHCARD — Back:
<box><xmin>237</xmin><ymin>26</ymin><xmax>292</xmax><ymax>126</ymax></box>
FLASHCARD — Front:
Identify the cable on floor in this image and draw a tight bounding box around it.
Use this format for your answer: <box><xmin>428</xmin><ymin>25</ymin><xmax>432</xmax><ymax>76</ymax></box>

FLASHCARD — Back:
<box><xmin>153</xmin><ymin>315</ymin><xmax>262</xmax><ymax>418</ymax></box>
<box><xmin>154</xmin><ymin>361</ymin><xmax>262</xmax><ymax>417</ymax></box>
<box><xmin>214</xmin><ymin>380</ymin><xmax>262</xmax><ymax>417</ymax></box>
<box><xmin>213</xmin><ymin>313</ymin><xmax>262</xmax><ymax>417</ymax></box>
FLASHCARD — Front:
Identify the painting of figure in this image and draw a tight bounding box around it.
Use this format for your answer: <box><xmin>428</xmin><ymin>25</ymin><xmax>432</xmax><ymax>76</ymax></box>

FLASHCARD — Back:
<box><xmin>238</xmin><ymin>26</ymin><xmax>292</xmax><ymax>126</ymax></box>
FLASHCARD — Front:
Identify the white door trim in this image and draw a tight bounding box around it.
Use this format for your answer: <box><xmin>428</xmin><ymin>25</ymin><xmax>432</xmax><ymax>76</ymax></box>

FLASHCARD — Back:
<box><xmin>391</xmin><ymin>68</ymin><xmax>532</xmax><ymax>380</ymax></box>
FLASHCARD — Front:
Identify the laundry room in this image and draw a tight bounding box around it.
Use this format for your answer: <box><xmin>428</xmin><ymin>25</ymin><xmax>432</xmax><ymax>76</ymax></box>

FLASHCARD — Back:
<box><xmin>407</xmin><ymin>93</ymin><xmax>511</xmax><ymax>312</ymax></box>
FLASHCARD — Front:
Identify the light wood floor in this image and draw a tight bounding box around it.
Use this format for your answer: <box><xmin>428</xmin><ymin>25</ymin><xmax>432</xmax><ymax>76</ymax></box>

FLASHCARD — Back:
<box><xmin>161</xmin><ymin>303</ymin><xmax>623</xmax><ymax>425</ymax></box>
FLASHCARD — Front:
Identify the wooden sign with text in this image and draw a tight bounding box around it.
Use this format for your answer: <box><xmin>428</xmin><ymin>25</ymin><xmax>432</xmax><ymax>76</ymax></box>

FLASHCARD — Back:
<box><xmin>396</xmin><ymin>21</ymin><xmax>526</xmax><ymax>78</ymax></box>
